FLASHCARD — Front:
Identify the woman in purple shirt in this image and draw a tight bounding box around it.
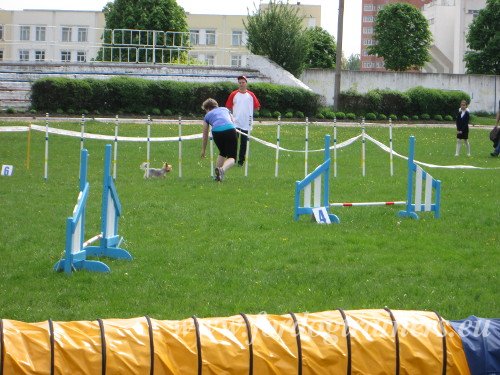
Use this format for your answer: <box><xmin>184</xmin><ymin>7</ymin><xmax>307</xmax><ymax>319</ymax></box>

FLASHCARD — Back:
<box><xmin>201</xmin><ymin>98</ymin><xmax>237</xmax><ymax>181</ymax></box>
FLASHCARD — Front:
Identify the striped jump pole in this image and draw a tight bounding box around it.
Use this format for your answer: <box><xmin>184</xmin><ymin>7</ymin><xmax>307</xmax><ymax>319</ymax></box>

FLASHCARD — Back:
<box><xmin>113</xmin><ymin>115</ymin><xmax>119</xmax><ymax>180</ymax></box>
<box><xmin>331</xmin><ymin>201</ymin><xmax>406</xmax><ymax>207</ymax></box>
<box><xmin>389</xmin><ymin>118</ymin><xmax>394</xmax><ymax>177</ymax></box>
<box><xmin>244</xmin><ymin>117</ymin><xmax>251</xmax><ymax>177</ymax></box>
<box><xmin>275</xmin><ymin>117</ymin><xmax>281</xmax><ymax>178</ymax></box>
<box><xmin>178</xmin><ymin>116</ymin><xmax>183</xmax><ymax>178</ymax></box>
<box><xmin>80</xmin><ymin>114</ymin><xmax>86</xmax><ymax>151</ymax></box>
<box><xmin>361</xmin><ymin>120</ymin><xmax>366</xmax><ymax>177</ymax></box>
<box><xmin>333</xmin><ymin>120</ymin><xmax>337</xmax><ymax>178</ymax></box>
<box><xmin>304</xmin><ymin>118</ymin><xmax>309</xmax><ymax>177</ymax></box>
<box><xmin>44</xmin><ymin>113</ymin><xmax>49</xmax><ymax>180</ymax></box>
<box><xmin>146</xmin><ymin>115</ymin><xmax>151</xmax><ymax>177</ymax></box>
<box><xmin>399</xmin><ymin>136</ymin><xmax>441</xmax><ymax>219</ymax></box>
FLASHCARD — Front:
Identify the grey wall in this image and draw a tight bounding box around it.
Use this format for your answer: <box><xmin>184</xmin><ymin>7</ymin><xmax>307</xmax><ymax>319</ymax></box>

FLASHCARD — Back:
<box><xmin>300</xmin><ymin>69</ymin><xmax>500</xmax><ymax>113</ymax></box>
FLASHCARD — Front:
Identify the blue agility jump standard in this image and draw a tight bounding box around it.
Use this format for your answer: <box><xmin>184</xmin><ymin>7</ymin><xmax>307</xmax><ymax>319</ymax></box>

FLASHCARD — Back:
<box><xmin>54</xmin><ymin>145</ymin><xmax>132</xmax><ymax>274</ymax></box>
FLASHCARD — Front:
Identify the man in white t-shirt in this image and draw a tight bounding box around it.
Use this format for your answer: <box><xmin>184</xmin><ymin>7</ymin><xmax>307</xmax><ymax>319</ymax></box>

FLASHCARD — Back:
<box><xmin>225</xmin><ymin>75</ymin><xmax>261</xmax><ymax>166</ymax></box>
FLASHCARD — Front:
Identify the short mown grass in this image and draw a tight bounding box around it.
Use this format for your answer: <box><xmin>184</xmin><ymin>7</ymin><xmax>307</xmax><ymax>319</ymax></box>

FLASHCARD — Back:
<box><xmin>0</xmin><ymin>120</ymin><xmax>498</xmax><ymax>322</ymax></box>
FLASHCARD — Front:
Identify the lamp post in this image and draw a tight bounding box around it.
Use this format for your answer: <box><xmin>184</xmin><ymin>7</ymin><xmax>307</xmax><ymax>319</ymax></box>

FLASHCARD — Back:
<box><xmin>334</xmin><ymin>0</ymin><xmax>344</xmax><ymax>111</ymax></box>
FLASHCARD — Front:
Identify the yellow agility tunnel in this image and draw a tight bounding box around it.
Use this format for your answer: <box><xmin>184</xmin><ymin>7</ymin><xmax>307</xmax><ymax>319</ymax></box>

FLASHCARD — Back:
<box><xmin>0</xmin><ymin>309</ymin><xmax>480</xmax><ymax>374</ymax></box>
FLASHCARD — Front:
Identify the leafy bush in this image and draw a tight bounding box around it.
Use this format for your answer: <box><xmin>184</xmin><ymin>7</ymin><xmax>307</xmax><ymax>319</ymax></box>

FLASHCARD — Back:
<box><xmin>316</xmin><ymin>113</ymin><xmax>325</xmax><ymax>119</ymax></box>
<box><xmin>6</xmin><ymin>107</ymin><xmax>16</xmax><ymax>114</ymax></box>
<box><xmin>389</xmin><ymin>114</ymin><xmax>398</xmax><ymax>121</ymax></box>
<box><xmin>151</xmin><ymin>108</ymin><xmax>161</xmax><ymax>116</ymax></box>
<box><xmin>31</xmin><ymin>78</ymin><xmax>321</xmax><ymax>116</ymax></box>
<box><xmin>401</xmin><ymin>115</ymin><xmax>409</xmax><ymax>121</ymax></box>
<box><xmin>253</xmin><ymin>110</ymin><xmax>260</xmax><ymax>118</ymax></box>
<box><xmin>67</xmin><ymin>108</ymin><xmax>75</xmax><ymax>114</ymax></box>
<box><xmin>273</xmin><ymin>111</ymin><xmax>282</xmax><ymax>119</ymax></box>
<box><xmin>324</xmin><ymin>111</ymin><xmax>336</xmax><ymax>119</ymax></box>
<box><xmin>295</xmin><ymin>111</ymin><xmax>305</xmax><ymax>118</ymax></box>
<box><xmin>365</xmin><ymin>112</ymin><xmax>377</xmax><ymax>120</ymax></box>
<box><xmin>260</xmin><ymin>108</ymin><xmax>272</xmax><ymax>117</ymax></box>
<box><xmin>284</xmin><ymin>111</ymin><xmax>293</xmax><ymax>118</ymax></box>
<box><xmin>378</xmin><ymin>113</ymin><xmax>387</xmax><ymax>120</ymax></box>
<box><xmin>411</xmin><ymin>115</ymin><xmax>419</xmax><ymax>121</ymax></box>
<box><xmin>163</xmin><ymin>109</ymin><xmax>173</xmax><ymax>116</ymax></box>
<box><xmin>444</xmin><ymin>115</ymin><xmax>453</xmax><ymax>121</ymax></box>
<box><xmin>421</xmin><ymin>113</ymin><xmax>430</xmax><ymax>120</ymax></box>
<box><xmin>346</xmin><ymin>112</ymin><xmax>356</xmax><ymax>120</ymax></box>
<box><xmin>407</xmin><ymin>86</ymin><xmax>469</xmax><ymax>117</ymax></box>
<box><xmin>434</xmin><ymin>114</ymin><xmax>443</xmax><ymax>121</ymax></box>
<box><xmin>335</xmin><ymin>112</ymin><xmax>345</xmax><ymax>120</ymax></box>
<box><xmin>56</xmin><ymin>108</ymin><xmax>64</xmax><ymax>114</ymax></box>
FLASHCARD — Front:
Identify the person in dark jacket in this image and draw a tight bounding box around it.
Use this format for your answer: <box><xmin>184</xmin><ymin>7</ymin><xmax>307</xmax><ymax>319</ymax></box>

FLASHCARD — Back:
<box><xmin>491</xmin><ymin>100</ymin><xmax>500</xmax><ymax>157</ymax></box>
<box><xmin>455</xmin><ymin>99</ymin><xmax>471</xmax><ymax>156</ymax></box>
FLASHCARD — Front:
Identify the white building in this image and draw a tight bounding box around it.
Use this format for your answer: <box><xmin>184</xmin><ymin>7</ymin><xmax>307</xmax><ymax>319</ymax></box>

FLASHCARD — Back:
<box><xmin>422</xmin><ymin>0</ymin><xmax>486</xmax><ymax>74</ymax></box>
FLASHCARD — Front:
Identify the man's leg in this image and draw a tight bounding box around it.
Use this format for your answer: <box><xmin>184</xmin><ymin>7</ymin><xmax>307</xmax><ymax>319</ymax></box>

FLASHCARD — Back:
<box><xmin>238</xmin><ymin>129</ymin><xmax>249</xmax><ymax>166</ymax></box>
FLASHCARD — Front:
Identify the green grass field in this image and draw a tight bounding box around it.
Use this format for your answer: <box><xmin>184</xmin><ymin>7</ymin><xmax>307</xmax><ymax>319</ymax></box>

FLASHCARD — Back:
<box><xmin>0</xmin><ymin>119</ymin><xmax>498</xmax><ymax>323</ymax></box>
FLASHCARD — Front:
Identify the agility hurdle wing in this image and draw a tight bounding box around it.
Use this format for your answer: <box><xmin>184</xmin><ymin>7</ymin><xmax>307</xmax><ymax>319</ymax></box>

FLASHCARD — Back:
<box><xmin>85</xmin><ymin>144</ymin><xmax>132</xmax><ymax>260</ymax></box>
<box><xmin>294</xmin><ymin>134</ymin><xmax>340</xmax><ymax>223</ymax></box>
<box><xmin>53</xmin><ymin>149</ymin><xmax>110</xmax><ymax>273</ymax></box>
<box><xmin>54</xmin><ymin>145</ymin><xmax>131</xmax><ymax>274</ymax></box>
<box><xmin>399</xmin><ymin>136</ymin><xmax>441</xmax><ymax>219</ymax></box>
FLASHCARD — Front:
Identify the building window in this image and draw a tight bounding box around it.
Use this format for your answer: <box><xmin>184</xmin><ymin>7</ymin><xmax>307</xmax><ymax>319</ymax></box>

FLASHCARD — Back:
<box><xmin>20</xmin><ymin>26</ymin><xmax>30</xmax><ymax>41</ymax></box>
<box><xmin>363</xmin><ymin>27</ymin><xmax>373</xmax><ymax>34</ymax></box>
<box><xmin>35</xmin><ymin>50</ymin><xmax>45</xmax><ymax>61</ymax></box>
<box><xmin>77</xmin><ymin>51</ymin><xmax>86</xmax><ymax>62</ymax></box>
<box><xmin>19</xmin><ymin>50</ymin><xmax>29</xmax><ymax>61</ymax></box>
<box><xmin>362</xmin><ymin>61</ymin><xmax>375</xmax><ymax>68</ymax></box>
<box><xmin>363</xmin><ymin>39</ymin><xmax>374</xmax><ymax>46</ymax></box>
<box><xmin>36</xmin><ymin>26</ymin><xmax>46</xmax><ymax>42</ymax></box>
<box><xmin>205</xmin><ymin>29</ymin><xmax>216</xmax><ymax>45</ymax></box>
<box><xmin>232</xmin><ymin>30</ymin><xmax>243</xmax><ymax>46</ymax></box>
<box><xmin>231</xmin><ymin>54</ymin><xmax>242</xmax><ymax>67</ymax></box>
<box><xmin>363</xmin><ymin>16</ymin><xmax>374</xmax><ymax>22</ymax></box>
<box><xmin>377</xmin><ymin>5</ymin><xmax>384</xmax><ymax>11</ymax></box>
<box><xmin>62</xmin><ymin>27</ymin><xmax>72</xmax><ymax>42</ymax></box>
<box><xmin>61</xmin><ymin>50</ymin><xmax>71</xmax><ymax>62</ymax></box>
<box><xmin>0</xmin><ymin>50</ymin><xmax>3</xmax><ymax>61</ymax></box>
<box><xmin>0</xmin><ymin>25</ymin><xmax>4</xmax><ymax>40</ymax></box>
<box><xmin>78</xmin><ymin>27</ymin><xmax>88</xmax><ymax>42</ymax></box>
<box><xmin>362</xmin><ymin>49</ymin><xmax>369</xmax><ymax>56</ymax></box>
<box><xmin>363</xmin><ymin>4</ymin><xmax>374</xmax><ymax>11</ymax></box>
<box><xmin>205</xmin><ymin>54</ymin><xmax>215</xmax><ymax>66</ymax></box>
<box><xmin>189</xmin><ymin>30</ymin><xmax>200</xmax><ymax>45</ymax></box>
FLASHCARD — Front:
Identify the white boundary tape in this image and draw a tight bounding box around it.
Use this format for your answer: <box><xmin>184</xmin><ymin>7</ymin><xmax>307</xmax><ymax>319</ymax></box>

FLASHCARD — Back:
<box><xmin>2</xmin><ymin>125</ymin><xmax>499</xmax><ymax>170</ymax></box>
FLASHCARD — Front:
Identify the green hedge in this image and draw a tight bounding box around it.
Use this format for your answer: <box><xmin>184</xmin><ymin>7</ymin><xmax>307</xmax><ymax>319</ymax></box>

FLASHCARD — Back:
<box><xmin>31</xmin><ymin>77</ymin><xmax>322</xmax><ymax>117</ymax></box>
<box><xmin>339</xmin><ymin>86</ymin><xmax>469</xmax><ymax>117</ymax></box>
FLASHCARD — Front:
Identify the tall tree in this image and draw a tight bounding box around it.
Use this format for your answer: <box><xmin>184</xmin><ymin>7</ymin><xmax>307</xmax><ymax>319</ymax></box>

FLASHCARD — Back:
<box><xmin>344</xmin><ymin>53</ymin><xmax>360</xmax><ymax>71</ymax></box>
<box><xmin>245</xmin><ymin>1</ymin><xmax>309</xmax><ymax>76</ymax></box>
<box><xmin>464</xmin><ymin>0</ymin><xmax>500</xmax><ymax>75</ymax></box>
<box><xmin>100</xmin><ymin>0</ymin><xmax>188</xmax><ymax>63</ymax></box>
<box><xmin>304</xmin><ymin>26</ymin><xmax>336</xmax><ymax>69</ymax></box>
<box><xmin>103</xmin><ymin>0</ymin><xmax>187</xmax><ymax>33</ymax></box>
<box><xmin>368</xmin><ymin>3</ymin><xmax>432</xmax><ymax>71</ymax></box>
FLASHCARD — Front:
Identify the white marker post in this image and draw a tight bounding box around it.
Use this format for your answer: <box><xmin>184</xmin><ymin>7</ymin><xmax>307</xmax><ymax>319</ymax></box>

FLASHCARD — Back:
<box><xmin>304</xmin><ymin>118</ymin><xmax>309</xmax><ymax>177</ymax></box>
<box><xmin>361</xmin><ymin>120</ymin><xmax>366</xmax><ymax>177</ymax></box>
<box><xmin>113</xmin><ymin>115</ymin><xmax>119</xmax><ymax>180</ymax></box>
<box><xmin>44</xmin><ymin>113</ymin><xmax>49</xmax><ymax>180</ymax></box>
<box><xmin>275</xmin><ymin>117</ymin><xmax>281</xmax><ymax>178</ymax></box>
<box><xmin>389</xmin><ymin>118</ymin><xmax>394</xmax><ymax>177</ymax></box>
<box><xmin>146</xmin><ymin>115</ymin><xmax>151</xmax><ymax>177</ymax></box>
<box><xmin>333</xmin><ymin>120</ymin><xmax>337</xmax><ymax>178</ymax></box>
<box><xmin>178</xmin><ymin>116</ymin><xmax>182</xmax><ymax>178</ymax></box>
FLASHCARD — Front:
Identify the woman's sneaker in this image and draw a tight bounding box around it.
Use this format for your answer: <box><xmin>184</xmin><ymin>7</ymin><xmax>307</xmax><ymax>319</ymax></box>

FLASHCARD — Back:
<box><xmin>214</xmin><ymin>167</ymin><xmax>220</xmax><ymax>181</ymax></box>
<box><xmin>218</xmin><ymin>167</ymin><xmax>225</xmax><ymax>181</ymax></box>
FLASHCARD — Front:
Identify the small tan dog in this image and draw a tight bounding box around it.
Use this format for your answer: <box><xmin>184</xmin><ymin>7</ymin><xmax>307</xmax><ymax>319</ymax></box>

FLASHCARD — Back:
<box><xmin>140</xmin><ymin>162</ymin><xmax>172</xmax><ymax>178</ymax></box>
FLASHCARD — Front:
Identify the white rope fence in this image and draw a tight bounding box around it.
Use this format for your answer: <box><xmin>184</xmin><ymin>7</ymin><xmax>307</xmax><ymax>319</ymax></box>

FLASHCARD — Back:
<box><xmin>2</xmin><ymin>122</ymin><xmax>498</xmax><ymax>181</ymax></box>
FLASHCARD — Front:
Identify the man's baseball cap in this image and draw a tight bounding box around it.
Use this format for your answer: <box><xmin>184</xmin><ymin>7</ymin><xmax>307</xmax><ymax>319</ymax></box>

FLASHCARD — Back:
<box><xmin>237</xmin><ymin>75</ymin><xmax>248</xmax><ymax>82</ymax></box>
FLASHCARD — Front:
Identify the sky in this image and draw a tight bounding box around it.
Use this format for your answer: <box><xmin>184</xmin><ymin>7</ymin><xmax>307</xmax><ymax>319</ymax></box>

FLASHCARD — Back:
<box><xmin>0</xmin><ymin>0</ymin><xmax>362</xmax><ymax>57</ymax></box>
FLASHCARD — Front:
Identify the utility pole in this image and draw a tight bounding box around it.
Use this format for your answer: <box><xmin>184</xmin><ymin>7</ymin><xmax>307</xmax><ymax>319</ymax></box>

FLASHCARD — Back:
<box><xmin>334</xmin><ymin>0</ymin><xmax>344</xmax><ymax>111</ymax></box>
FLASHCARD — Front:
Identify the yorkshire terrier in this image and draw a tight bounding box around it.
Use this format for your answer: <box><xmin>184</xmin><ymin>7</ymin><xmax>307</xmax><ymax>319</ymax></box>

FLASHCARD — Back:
<box><xmin>140</xmin><ymin>162</ymin><xmax>172</xmax><ymax>179</ymax></box>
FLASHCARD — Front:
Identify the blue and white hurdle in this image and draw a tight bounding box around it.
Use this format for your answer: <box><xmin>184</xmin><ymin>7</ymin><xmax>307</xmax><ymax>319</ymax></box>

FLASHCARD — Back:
<box><xmin>294</xmin><ymin>135</ymin><xmax>441</xmax><ymax>223</ymax></box>
<box><xmin>294</xmin><ymin>135</ymin><xmax>340</xmax><ymax>223</ymax></box>
<box><xmin>398</xmin><ymin>136</ymin><xmax>441</xmax><ymax>219</ymax></box>
<box><xmin>54</xmin><ymin>144</ymin><xmax>132</xmax><ymax>274</ymax></box>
